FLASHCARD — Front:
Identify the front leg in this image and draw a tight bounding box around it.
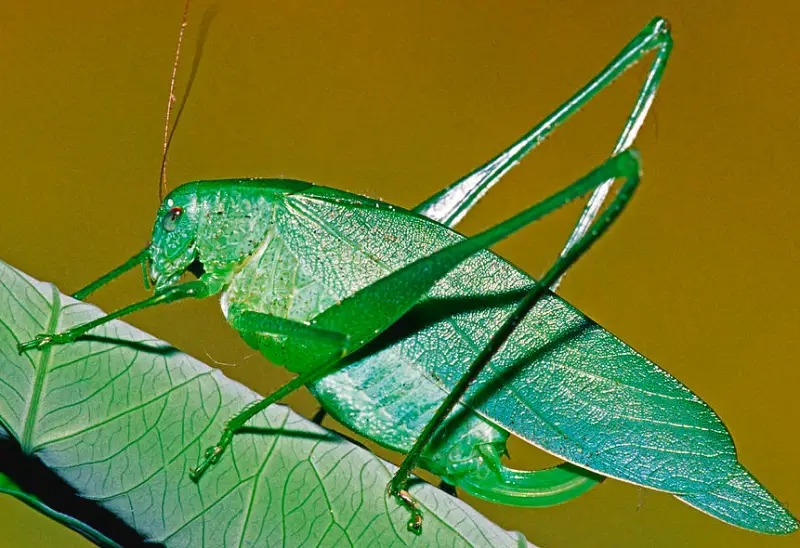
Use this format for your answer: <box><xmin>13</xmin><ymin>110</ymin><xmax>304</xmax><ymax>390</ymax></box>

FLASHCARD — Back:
<box><xmin>18</xmin><ymin>279</ymin><xmax>212</xmax><ymax>353</ymax></box>
<box><xmin>190</xmin><ymin>308</ymin><xmax>350</xmax><ymax>480</ymax></box>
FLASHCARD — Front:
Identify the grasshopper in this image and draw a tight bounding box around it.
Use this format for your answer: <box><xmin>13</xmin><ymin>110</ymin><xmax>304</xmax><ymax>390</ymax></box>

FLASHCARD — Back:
<box><xmin>18</xmin><ymin>13</ymin><xmax>797</xmax><ymax>536</ymax></box>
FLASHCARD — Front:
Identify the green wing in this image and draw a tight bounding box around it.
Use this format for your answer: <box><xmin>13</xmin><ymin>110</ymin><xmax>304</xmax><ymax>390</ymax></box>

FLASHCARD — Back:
<box><xmin>275</xmin><ymin>185</ymin><xmax>795</xmax><ymax>533</ymax></box>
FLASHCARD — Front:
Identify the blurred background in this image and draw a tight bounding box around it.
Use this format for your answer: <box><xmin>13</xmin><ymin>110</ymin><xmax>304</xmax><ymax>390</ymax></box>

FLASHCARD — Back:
<box><xmin>0</xmin><ymin>1</ymin><xmax>798</xmax><ymax>546</ymax></box>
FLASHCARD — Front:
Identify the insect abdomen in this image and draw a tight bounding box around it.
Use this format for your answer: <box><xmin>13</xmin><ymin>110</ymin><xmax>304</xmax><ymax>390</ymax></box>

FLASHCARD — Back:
<box><xmin>308</xmin><ymin>352</ymin><xmax>510</xmax><ymax>479</ymax></box>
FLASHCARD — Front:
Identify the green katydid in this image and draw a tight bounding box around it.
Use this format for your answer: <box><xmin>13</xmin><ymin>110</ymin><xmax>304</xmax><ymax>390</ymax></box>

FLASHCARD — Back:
<box><xmin>17</xmin><ymin>15</ymin><xmax>798</xmax><ymax>537</ymax></box>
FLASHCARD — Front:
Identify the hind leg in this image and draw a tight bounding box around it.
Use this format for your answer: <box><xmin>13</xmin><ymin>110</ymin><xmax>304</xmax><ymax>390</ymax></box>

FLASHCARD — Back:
<box><xmin>388</xmin><ymin>150</ymin><xmax>641</xmax><ymax>533</ymax></box>
<box><xmin>413</xmin><ymin>18</ymin><xmax>671</xmax><ymax>233</ymax></box>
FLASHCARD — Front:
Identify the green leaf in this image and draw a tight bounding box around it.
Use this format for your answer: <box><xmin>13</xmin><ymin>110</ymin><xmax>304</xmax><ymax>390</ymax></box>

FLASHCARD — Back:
<box><xmin>0</xmin><ymin>260</ymin><xmax>532</xmax><ymax>547</ymax></box>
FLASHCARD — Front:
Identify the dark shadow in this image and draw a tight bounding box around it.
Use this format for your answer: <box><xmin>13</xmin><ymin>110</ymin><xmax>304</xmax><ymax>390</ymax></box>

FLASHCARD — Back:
<box><xmin>80</xmin><ymin>334</ymin><xmax>182</xmax><ymax>356</ymax></box>
<box><xmin>236</xmin><ymin>426</ymin><xmax>333</xmax><ymax>442</ymax></box>
<box><xmin>0</xmin><ymin>439</ymin><xmax>154</xmax><ymax>547</ymax></box>
<box><xmin>310</xmin><ymin>407</ymin><xmax>327</xmax><ymax>425</ymax></box>
<box><xmin>238</xmin><ymin>425</ymin><xmax>371</xmax><ymax>451</ymax></box>
<box><xmin>439</xmin><ymin>480</ymin><xmax>458</xmax><ymax>498</ymax></box>
<box><xmin>344</xmin><ymin>287</ymin><xmax>531</xmax><ymax>364</ymax></box>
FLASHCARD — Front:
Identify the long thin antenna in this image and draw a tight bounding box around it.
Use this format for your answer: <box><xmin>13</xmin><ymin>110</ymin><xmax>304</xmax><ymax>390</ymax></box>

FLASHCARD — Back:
<box><xmin>159</xmin><ymin>0</ymin><xmax>191</xmax><ymax>203</ymax></box>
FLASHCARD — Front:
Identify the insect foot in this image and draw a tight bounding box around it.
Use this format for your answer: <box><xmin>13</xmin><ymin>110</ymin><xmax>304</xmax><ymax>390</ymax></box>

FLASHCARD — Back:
<box><xmin>389</xmin><ymin>484</ymin><xmax>424</xmax><ymax>535</ymax></box>
<box><xmin>189</xmin><ymin>428</ymin><xmax>233</xmax><ymax>481</ymax></box>
<box><xmin>18</xmin><ymin>332</ymin><xmax>66</xmax><ymax>353</ymax></box>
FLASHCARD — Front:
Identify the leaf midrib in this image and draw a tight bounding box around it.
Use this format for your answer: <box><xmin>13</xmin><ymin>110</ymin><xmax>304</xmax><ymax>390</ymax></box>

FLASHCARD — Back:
<box><xmin>20</xmin><ymin>284</ymin><xmax>59</xmax><ymax>452</ymax></box>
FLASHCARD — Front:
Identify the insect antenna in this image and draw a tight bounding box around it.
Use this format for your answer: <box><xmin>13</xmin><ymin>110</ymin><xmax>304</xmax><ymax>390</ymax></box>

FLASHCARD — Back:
<box><xmin>159</xmin><ymin>0</ymin><xmax>191</xmax><ymax>204</ymax></box>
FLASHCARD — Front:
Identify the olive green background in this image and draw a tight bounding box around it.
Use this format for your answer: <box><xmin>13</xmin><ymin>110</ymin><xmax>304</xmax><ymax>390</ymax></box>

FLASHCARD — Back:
<box><xmin>1</xmin><ymin>1</ymin><xmax>797</xmax><ymax>546</ymax></box>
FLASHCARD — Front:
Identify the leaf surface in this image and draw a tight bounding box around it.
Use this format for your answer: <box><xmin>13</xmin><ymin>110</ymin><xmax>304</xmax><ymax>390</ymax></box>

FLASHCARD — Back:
<box><xmin>0</xmin><ymin>260</ymin><xmax>532</xmax><ymax>547</ymax></box>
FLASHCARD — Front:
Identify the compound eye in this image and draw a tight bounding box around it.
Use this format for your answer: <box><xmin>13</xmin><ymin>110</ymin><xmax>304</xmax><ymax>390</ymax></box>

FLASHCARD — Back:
<box><xmin>162</xmin><ymin>206</ymin><xmax>183</xmax><ymax>232</ymax></box>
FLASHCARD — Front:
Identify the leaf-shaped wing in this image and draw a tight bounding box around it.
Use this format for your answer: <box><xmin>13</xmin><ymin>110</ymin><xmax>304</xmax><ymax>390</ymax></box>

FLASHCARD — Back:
<box><xmin>280</xmin><ymin>188</ymin><xmax>796</xmax><ymax>533</ymax></box>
